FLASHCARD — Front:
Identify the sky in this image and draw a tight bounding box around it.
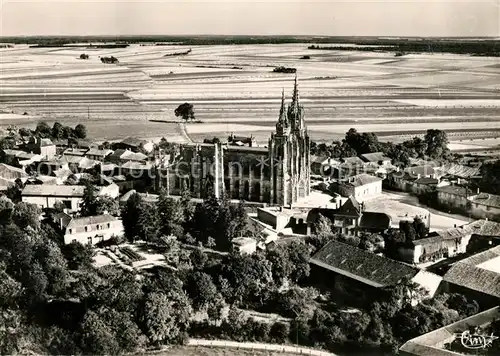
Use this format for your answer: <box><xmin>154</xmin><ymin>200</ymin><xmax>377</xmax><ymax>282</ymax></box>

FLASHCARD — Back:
<box><xmin>0</xmin><ymin>0</ymin><xmax>499</xmax><ymax>37</ymax></box>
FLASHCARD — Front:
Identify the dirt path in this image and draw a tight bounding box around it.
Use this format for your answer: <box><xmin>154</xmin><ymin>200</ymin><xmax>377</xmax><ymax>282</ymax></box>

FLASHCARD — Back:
<box><xmin>179</xmin><ymin>122</ymin><xmax>194</xmax><ymax>143</ymax></box>
<box><xmin>187</xmin><ymin>339</ymin><xmax>338</xmax><ymax>356</ymax></box>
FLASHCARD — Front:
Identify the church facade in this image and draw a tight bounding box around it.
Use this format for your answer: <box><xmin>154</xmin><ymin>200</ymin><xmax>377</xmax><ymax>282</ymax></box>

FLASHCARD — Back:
<box><xmin>163</xmin><ymin>78</ymin><xmax>311</xmax><ymax>206</ymax></box>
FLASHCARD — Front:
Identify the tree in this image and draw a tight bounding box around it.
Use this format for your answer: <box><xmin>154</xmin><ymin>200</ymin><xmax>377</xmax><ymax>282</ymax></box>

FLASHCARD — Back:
<box><xmin>206</xmin><ymin>293</ymin><xmax>226</xmax><ymax>325</ymax></box>
<box><xmin>0</xmin><ymin>198</ymin><xmax>14</xmax><ymax>225</ymax></box>
<box><xmin>51</xmin><ymin>122</ymin><xmax>64</xmax><ymax>139</ymax></box>
<box><xmin>156</xmin><ymin>188</ymin><xmax>184</xmax><ymax>237</ymax></box>
<box><xmin>62</xmin><ymin>241</ymin><xmax>94</xmax><ymax>270</ymax></box>
<box><xmin>140</xmin><ymin>291</ymin><xmax>192</xmax><ymax>345</ymax></box>
<box><xmin>424</xmin><ymin>129</ymin><xmax>449</xmax><ymax>159</ymax></box>
<box><xmin>137</xmin><ymin>202</ymin><xmax>160</xmax><ymax>242</ymax></box>
<box><xmin>95</xmin><ymin>195</ymin><xmax>120</xmax><ymax>216</ymax></box>
<box><xmin>270</xmin><ymin>321</ymin><xmax>290</xmax><ymax>343</ymax></box>
<box><xmin>79</xmin><ymin>183</ymin><xmax>99</xmax><ymax>217</ymax></box>
<box><xmin>185</xmin><ymin>272</ymin><xmax>218</xmax><ymax>311</ymax></box>
<box><xmin>80</xmin><ymin>53</ymin><xmax>89</xmax><ymax>60</ymax></box>
<box><xmin>189</xmin><ymin>248</ymin><xmax>208</xmax><ymax>270</ymax></box>
<box><xmin>79</xmin><ymin>310</ymin><xmax>120</xmax><ymax>355</ymax></box>
<box><xmin>6</xmin><ymin>179</ymin><xmax>24</xmax><ymax>203</ymax></box>
<box><xmin>174</xmin><ymin>103</ymin><xmax>196</xmax><ymax>122</ymax></box>
<box><xmin>11</xmin><ymin>202</ymin><xmax>41</xmax><ymax>231</ymax></box>
<box><xmin>266</xmin><ymin>247</ymin><xmax>293</xmax><ymax>285</ymax></box>
<box><xmin>35</xmin><ymin>122</ymin><xmax>51</xmax><ymax>138</ymax></box>
<box><xmin>287</xmin><ymin>242</ymin><xmax>311</xmax><ymax>283</ymax></box>
<box><xmin>121</xmin><ymin>193</ymin><xmax>142</xmax><ymax>242</ymax></box>
<box><xmin>74</xmin><ymin>124</ymin><xmax>87</xmax><ymax>139</ymax></box>
<box><xmin>278</xmin><ymin>286</ymin><xmax>317</xmax><ymax>319</ymax></box>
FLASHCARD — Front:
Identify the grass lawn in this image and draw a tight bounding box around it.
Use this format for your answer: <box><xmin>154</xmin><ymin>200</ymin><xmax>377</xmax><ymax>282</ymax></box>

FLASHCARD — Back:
<box><xmin>144</xmin><ymin>346</ymin><xmax>300</xmax><ymax>356</ymax></box>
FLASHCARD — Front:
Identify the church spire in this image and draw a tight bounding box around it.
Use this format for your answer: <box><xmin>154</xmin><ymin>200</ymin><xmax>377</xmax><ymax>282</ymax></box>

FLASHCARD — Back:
<box><xmin>292</xmin><ymin>73</ymin><xmax>299</xmax><ymax>106</ymax></box>
<box><xmin>279</xmin><ymin>88</ymin><xmax>286</xmax><ymax>118</ymax></box>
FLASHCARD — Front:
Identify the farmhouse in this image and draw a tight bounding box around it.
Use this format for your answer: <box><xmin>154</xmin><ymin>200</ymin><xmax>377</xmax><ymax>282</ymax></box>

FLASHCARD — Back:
<box><xmin>62</xmin><ymin>148</ymin><xmax>88</xmax><ymax>157</ymax></box>
<box><xmin>443</xmin><ymin>245</ymin><xmax>500</xmax><ymax>306</ymax></box>
<box><xmin>310</xmin><ymin>240</ymin><xmax>442</xmax><ymax>305</ymax></box>
<box><xmin>399</xmin><ymin>306</ymin><xmax>500</xmax><ymax>356</ymax></box>
<box><xmin>21</xmin><ymin>184</ymin><xmax>86</xmax><ymax>211</ymax></box>
<box><xmin>306</xmin><ymin>196</ymin><xmax>391</xmax><ymax>236</ymax></box>
<box><xmin>359</xmin><ymin>152</ymin><xmax>391</xmax><ymax>166</ymax></box>
<box><xmin>330</xmin><ymin>173</ymin><xmax>382</xmax><ymax>202</ymax></box>
<box><xmin>85</xmin><ymin>148</ymin><xmax>113</xmax><ymax>161</ymax></box>
<box><xmin>26</xmin><ymin>137</ymin><xmax>57</xmax><ymax>160</ymax></box>
<box><xmin>227</xmin><ymin>133</ymin><xmax>257</xmax><ymax>147</ymax></box>
<box><xmin>402</xmin><ymin>219</ymin><xmax>500</xmax><ymax>264</ymax></box>
<box><xmin>113</xmin><ymin>137</ymin><xmax>153</xmax><ymax>153</ymax></box>
<box><xmin>310</xmin><ymin>156</ymin><xmax>340</xmax><ymax>177</ymax></box>
<box><xmin>436</xmin><ymin>185</ymin><xmax>475</xmax><ymax>212</ymax></box>
<box><xmin>162</xmin><ymin>80</ymin><xmax>310</xmax><ymax>206</ymax></box>
<box><xmin>468</xmin><ymin>193</ymin><xmax>500</xmax><ymax>222</ymax></box>
<box><xmin>56</xmin><ymin>213</ymin><xmax>124</xmax><ymax>245</ymax></box>
<box><xmin>386</xmin><ymin>165</ymin><xmax>437</xmax><ymax>193</ymax></box>
<box><xmin>0</xmin><ymin>163</ymin><xmax>28</xmax><ymax>190</ymax></box>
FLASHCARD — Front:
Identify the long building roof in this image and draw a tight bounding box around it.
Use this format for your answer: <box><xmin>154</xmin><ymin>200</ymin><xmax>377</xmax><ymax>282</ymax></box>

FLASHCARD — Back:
<box><xmin>310</xmin><ymin>240</ymin><xmax>420</xmax><ymax>288</ymax></box>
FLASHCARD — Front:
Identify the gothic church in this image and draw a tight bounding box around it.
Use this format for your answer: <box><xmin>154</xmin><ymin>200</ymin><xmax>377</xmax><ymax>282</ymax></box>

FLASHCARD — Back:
<box><xmin>164</xmin><ymin>77</ymin><xmax>311</xmax><ymax>206</ymax></box>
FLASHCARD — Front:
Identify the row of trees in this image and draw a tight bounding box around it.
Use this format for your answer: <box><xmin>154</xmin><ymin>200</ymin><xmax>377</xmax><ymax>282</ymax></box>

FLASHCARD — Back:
<box><xmin>0</xmin><ymin>122</ymin><xmax>87</xmax><ymax>150</ymax></box>
<box><xmin>121</xmin><ymin>188</ymin><xmax>252</xmax><ymax>250</ymax></box>
<box><xmin>311</xmin><ymin>128</ymin><xmax>450</xmax><ymax>167</ymax></box>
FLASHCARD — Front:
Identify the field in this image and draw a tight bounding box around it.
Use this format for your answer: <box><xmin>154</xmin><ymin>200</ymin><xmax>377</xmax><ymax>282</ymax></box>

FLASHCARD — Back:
<box><xmin>2</xmin><ymin>43</ymin><xmax>500</xmax><ymax>147</ymax></box>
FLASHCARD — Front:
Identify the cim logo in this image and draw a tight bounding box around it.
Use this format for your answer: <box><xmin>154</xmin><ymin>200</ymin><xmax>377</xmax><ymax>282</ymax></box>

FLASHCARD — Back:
<box><xmin>456</xmin><ymin>330</ymin><xmax>498</xmax><ymax>350</ymax></box>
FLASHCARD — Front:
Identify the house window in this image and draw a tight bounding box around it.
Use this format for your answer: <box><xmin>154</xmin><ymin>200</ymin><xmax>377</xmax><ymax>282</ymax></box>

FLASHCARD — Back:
<box><xmin>87</xmin><ymin>236</ymin><xmax>92</xmax><ymax>245</ymax></box>
<box><xmin>84</xmin><ymin>226</ymin><xmax>88</xmax><ymax>232</ymax></box>
<box><xmin>96</xmin><ymin>225</ymin><xmax>100</xmax><ymax>230</ymax></box>
<box><xmin>69</xmin><ymin>229</ymin><xmax>72</xmax><ymax>234</ymax></box>
<box><xmin>107</xmin><ymin>223</ymin><xmax>110</xmax><ymax>229</ymax></box>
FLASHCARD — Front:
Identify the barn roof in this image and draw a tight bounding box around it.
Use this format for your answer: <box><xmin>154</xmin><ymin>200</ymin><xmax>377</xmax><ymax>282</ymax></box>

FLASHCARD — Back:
<box><xmin>310</xmin><ymin>240</ymin><xmax>420</xmax><ymax>288</ymax></box>
<box><xmin>443</xmin><ymin>245</ymin><xmax>500</xmax><ymax>298</ymax></box>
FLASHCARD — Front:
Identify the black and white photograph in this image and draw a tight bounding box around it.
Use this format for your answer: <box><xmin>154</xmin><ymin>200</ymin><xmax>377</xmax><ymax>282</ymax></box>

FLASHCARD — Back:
<box><xmin>0</xmin><ymin>0</ymin><xmax>499</xmax><ymax>355</ymax></box>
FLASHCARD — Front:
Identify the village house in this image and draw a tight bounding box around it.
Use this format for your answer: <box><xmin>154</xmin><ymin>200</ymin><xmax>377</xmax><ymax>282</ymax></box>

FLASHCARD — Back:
<box><xmin>55</xmin><ymin>213</ymin><xmax>124</xmax><ymax>245</ymax></box>
<box><xmin>307</xmin><ymin>196</ymin><xmax>392</xmax><ymax>236</ymax></box>
<box><xmin>435</xmin><ymin>163</ymin><xmax>481</xmax><ymax>185</ymax></box>
<box><xmin>468</xmin><ymin>193</ymin><xmax>500</xmax><ymax>222</ymax></box>
<box><xmin>442</xmin><ymin>245</ymin><xmax>500</xmax><ymax>307</ymax></box>
<box><xmin>309</xmin><ymin>240</ymin><xmax>442</xmax><ymax>305</ymax></box>
<box><xmin>310</xmin><ymin>155</ymin><xmax>340</xmax><ymax>178</ymax></box>
<box><xmin>26</xmin><ymin>137</ymin><xmax>57</xmax><ymax>160</ymax></box>
<box><xmin>85</xmin><ymin>148</ymin><xmax>113</xmax><ymax>162</ymax></box>
<box><xmin>107</xmin><ymin>149</ymin><xmax>148</xmax><ymax>165</ymax></box>
<box><xmin>113</xmin><ymin>137</ymin><xmax>153</xmax><ymax>153</ymax></box>
<box><xmin>359</xmin><ymin>152</ymin><xmax>392</xmax><ymax>166</ymax></box>
<box><xmin>227</xmin><ymin>133</ymin><xmax>257</xmax><ymax>147</ymax></box>
<box><xmin>330</xmin><ymin>173</ymin><xmax>382</xmax><ymax>202</ymax></box>
<box><xmin>412</xmin><ymin>177</ymin><xmax>440</xmax><ymax>195</ymax></box>
<box><xmin>386</xmin><ymin>165</ymin><xmax>437</xmax><ymax>193</ymax></box>
<box><xmin>335</xmin><ymin>156</ymin><xmax>366</xmax><ymax>178</ymax></box>
<box><xmin>98</xmin><ymin>182</ymin><xmax>120</xmax><ymax>199</ymax></box>
<box><xmin>402</xmin><ymin>220</ymin><xmax>500</xmax><ymax>264</ymax></box>
<box><xmin>0</xmin><ymin>163</ymin><xmax>28</xmax><ymax>191</ymax></box>
<box><xmin>436</xmin><ymin>185</ymin><xmax>475</xmax><ymax>212</ymax></box>
<box><xmin>399</xmin><ymin>306</ymin><xmax>500</xmax><ymax>356</ymax></box>
<box><xmin>231</xmin><ymin>237</ymin><xmax>257</xmax><ymax>255</ymax></box>
<box><xmin>1</xmin><ymin>149</ymin><xmax>43</xmax><ymax>168</ymax></box>
<box><xmin>62</xmin><ymin>148</ymin><xmax>88</xmax><ymax>157</ymax></box>
<box><xmin>21</xmin><ymin>184</ymin><xmax>86</xmax><ymax>211</ymax></box>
